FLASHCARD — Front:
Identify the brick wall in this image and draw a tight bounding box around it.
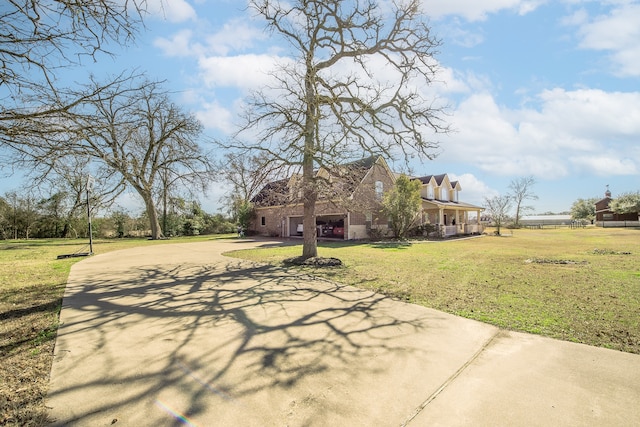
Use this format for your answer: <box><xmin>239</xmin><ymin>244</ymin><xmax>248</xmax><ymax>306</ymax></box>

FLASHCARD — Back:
<box><xmin>249</xmin><ymin>158</ymin><xmax>395</xmax><ymax>239</ymax></box>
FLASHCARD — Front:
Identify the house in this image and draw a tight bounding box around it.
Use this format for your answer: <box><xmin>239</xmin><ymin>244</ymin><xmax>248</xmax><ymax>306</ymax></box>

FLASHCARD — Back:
<box><xmin>416</xmin><ymin>174</ymin><xmax>484</xmax><ymax>237</ymax></box>
<box><xmin>249</xmin><ymin>156</ymin><xmax>484</xmax><ymax>239</ymax></box>
<box><xmin>595</xmin><ymin>186</ymin><xmax>640</xmax><ymax>227</ymax></box>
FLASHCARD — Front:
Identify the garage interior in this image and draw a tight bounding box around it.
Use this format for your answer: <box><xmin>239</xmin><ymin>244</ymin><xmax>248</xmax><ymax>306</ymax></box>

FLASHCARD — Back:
<box><xmin>289</xmin><ymin>214</ymin><xmax>346</xmax><ymax>239</ymax></box>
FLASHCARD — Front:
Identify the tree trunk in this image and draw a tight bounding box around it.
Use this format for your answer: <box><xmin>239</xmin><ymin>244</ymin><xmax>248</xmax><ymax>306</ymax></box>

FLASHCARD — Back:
<box><xmin>302</xmin><ymin>187</ymin><xmax>318</xmax><ymax>258</ymax></box>
<box><xmin>301</xmin><ymin>136</ymin><xmax>318</xmax><ymax>258</ymax></box>
<box><xmin>142</xmin><ymin>193</ymin><xmax>164</xmax><ymax>240</ymax></box>
<box><xmin>301</xmin><ymin>61</ymin><xmax>318</xmax><ymax>259</ymax></box>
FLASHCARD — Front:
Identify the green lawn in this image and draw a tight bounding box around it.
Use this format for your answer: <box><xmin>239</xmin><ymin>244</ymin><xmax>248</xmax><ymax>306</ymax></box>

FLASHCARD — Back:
<box><xmin>227</xmin><ymin>227</ymin><xmax>640</xmax><ymax>354</ymax></box>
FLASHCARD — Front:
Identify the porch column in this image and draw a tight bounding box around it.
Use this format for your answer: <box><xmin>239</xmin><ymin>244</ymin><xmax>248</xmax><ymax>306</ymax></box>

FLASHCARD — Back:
<box><xmin>438</xmin><ymin>208</ymin><xmax>444</xmax><ymax>225</ymax></box>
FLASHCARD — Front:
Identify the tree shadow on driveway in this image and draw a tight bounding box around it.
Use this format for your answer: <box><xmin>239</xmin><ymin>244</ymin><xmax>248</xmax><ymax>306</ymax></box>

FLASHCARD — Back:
<box><xmin>47</xmin><ymin>250</ymin><xmax>455</xmax><ymax>426</ymax></box>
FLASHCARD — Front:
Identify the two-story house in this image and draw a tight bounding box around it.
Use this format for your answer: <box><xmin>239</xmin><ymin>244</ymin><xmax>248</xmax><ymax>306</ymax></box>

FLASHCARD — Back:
<box><xmin>416</xmin><ymin>174</ymin><xmax>484</xmax><ymax>237</ymax></box>
<box><xmin>249</xmin><ymin>156</ymin><xmax>484</xmax><ymax>239</ymax></box>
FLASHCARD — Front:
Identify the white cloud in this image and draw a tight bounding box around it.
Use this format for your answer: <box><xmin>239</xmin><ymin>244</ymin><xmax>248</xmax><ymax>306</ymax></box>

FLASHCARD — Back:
<box><xmin>438</xmin><ymin>17</ymin><xmax>485</xmax><ymax>47</ymax></box>
<box><xmin>146</xmin><ymin>0</ymin><xmax>197</xmax><ymax>23</ymax></box>
<box><xmin>153</xmin><ymin>17</ymin><xmax>265</xmax><ymax>58</ymax></box>
<box><xmin>534</xmin><ymin>88</ymin><xmax>640</xmax><ymax>139</ymax></box>
<box><xmin>154</xmin><ymin>29</ymin><xmax>204</xmax><ymax>57</ymax></box>
<box><xmin>424</xmin><ymin>0</ymin><xmax>545</xmax><ymax>21</ymax></box>
<box><xmin>433</xmin><ymin>66</ymin><xmax>472</xmax><ymax>94</ymax></box>
<box><xmin>196</xmin><ymin>101</ymin><xmax>236</xmax><ymax>134</ymax></box>
<box><xmin>570</xmin><ymin>156</ymin><xmax>638</xmax><ymax>176</ymax></box>
<box><xmin>571</xmin><ymin>3</ymin><xmax>640</xmax><ymax>76</ymax></box>
<box><xmin>440</xmin><ymin>88</ymin><xmax>640</xmax><ymax>179</ymax></box>
<box><xmin>449</xmin><ymin>173</ymin><xmax>498</xmax><ymax>205</ymax></box>
<box><xmin>205</xmin><ymin>19</ymin><xmax>265</xmax><ymax>56</ymax></box>
<box><xmin>198</xmin><ymin>54</ymin><xmax>288</xmax><ymax>90</ymax></box>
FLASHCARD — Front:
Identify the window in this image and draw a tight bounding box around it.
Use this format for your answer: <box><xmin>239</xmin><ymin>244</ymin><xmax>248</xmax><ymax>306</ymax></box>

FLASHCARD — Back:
<box><xmin>375</xmin><ymin>181</ymin><xmax>383</xmax><ymax>200</ymax></box>
<box><xmin>427</xmin><ymin>184</ymin><xmax>434</xmax><ymax>199</ymax></box>
<box><xmin>440</xmin><ymin>188</ymin><xmax>449</xmax><ymax>201</ymax></box>
<box><xmin>261</xmin><ymin>216</ymin><xmax>266</xmax><ymax>226</ymax></box>
<box><xmin>453</xmin><ymin>190</ymin><xmax>458</xmax><ymax>202</ymax></box>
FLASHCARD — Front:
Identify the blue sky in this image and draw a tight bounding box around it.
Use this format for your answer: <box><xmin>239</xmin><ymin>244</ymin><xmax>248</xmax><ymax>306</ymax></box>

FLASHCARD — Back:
<box><xmin>4</xmin><ymin>0</ymin><xmax>640</xmax><ymax>214</ymax></box>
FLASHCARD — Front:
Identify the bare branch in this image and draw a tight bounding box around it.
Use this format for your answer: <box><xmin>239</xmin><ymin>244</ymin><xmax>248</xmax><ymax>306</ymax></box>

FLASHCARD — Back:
<box><xmin>240</xmin><ymin>0</ymin><xmax>450</xmax><ymax>257</ymax></box>
<box><xmin>7</xmin><ymin>74</ymin><xmax>213</xmax><ymax>239</ymax></box>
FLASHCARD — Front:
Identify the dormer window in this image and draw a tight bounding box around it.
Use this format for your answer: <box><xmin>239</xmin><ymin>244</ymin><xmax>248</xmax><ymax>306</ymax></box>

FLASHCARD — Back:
<box><xmin>453</xmin><ymin>190</ymin><xmax>458</xmax><ymax>202</ymax></box>
<box><xmin>427</xmin><ymin>184</ymin><xmax>434</xmax><ymax>199</ymax></box>
<box><xmin>440</xmin><ymin>188</ymin><xmax>449</xmax><ymax>201</ymax></box>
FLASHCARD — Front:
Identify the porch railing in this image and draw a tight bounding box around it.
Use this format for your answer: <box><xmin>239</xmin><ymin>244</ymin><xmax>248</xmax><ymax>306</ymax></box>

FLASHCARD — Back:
<box><xmin>464</xmin><ymin>224</ymin><xmax>484</xmax><ymax>234</ymax></box>
<box><xmin>439</xmin><ymin>224</ymin><xmax>484</xmax><ymax>237</ymax></box>
<box><xmin>442</xmin><ymin>225</ymin><xmax>457</xmax><ymax>237</ymax></box>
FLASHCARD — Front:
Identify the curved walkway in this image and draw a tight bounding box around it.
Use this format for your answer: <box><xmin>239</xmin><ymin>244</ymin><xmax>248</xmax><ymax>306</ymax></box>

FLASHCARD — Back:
<box><xmin>47</xmin><ymin>239</ymin><xmax>640</xmax><ymax>426</ymax></box>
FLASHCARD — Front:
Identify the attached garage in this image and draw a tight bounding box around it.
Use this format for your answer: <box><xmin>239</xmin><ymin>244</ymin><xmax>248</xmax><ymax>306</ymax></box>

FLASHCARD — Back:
<box><xmin>288</xmin><ymin>214</ymin><xmax>347</xmax><ymax>239</ymax></box>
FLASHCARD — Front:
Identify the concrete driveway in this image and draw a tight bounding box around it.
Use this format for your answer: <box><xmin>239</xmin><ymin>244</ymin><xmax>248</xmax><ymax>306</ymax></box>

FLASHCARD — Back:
<box><xmin>47</xmin><ymin>238</ymin><xmax>640</xmax><ymax>426</ymax></box>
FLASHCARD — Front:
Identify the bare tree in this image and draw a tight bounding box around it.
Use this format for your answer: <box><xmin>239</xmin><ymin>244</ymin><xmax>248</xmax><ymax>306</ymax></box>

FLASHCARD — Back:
<box><xmin>0</xmin><ymin>0</ymin><xmax>146</xmax><ymax>147</ymax></box>
<box><xmin>484</xmin><ymin>195</ymin><xmax>512</xmax><ymax>236</ymax></box>
<box><xmin>14</xmin><ymin>75</ymin><xmax>213</xmax><ymax>239</ymax></box>
<box><xmin>1</xmin><ymin>190</ymin><xmax>39</xmax><ymax>239</ymax></box>
<box><xmin>508</xmin><ymin>176</ymin><xmax>538</xmax><ymax>226</ymax></box>
<box><xmin>36</xmin><ymin>157</ymin><xmax>121</xmax><ymax>237</ymax></box>
<box><xmin>218</xmin><ymin>151</ymin><xmax>285</xmax><ymax>230</ymax></box>
<box><xmin>234</xmin><ymin>0</ymin><xmax>449</xmax><ymax>258</ymax></box>
<box><xmin>220</xmin><ymin>151</ymin><xmax>285</xmax><ymax>204</ymax></box>
<box><xmin>0</xmin><ymin>196</ymin><xmax>9</xmax><ymax>239</ymax></box>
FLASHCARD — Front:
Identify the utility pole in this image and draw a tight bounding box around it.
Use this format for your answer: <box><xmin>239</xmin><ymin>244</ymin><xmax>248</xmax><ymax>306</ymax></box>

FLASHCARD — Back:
<box><xmin>87</xmin><ymin>175</ymin><xmax>94</xmax><ymax>255</ymax></box>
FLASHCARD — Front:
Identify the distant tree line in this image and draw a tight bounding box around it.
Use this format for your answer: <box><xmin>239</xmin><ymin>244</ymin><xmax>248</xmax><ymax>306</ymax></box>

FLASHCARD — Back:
<box><xmin>0</xmin><ymin>191</ymin><xmax>235</xmax><ymax>240</ymax></box>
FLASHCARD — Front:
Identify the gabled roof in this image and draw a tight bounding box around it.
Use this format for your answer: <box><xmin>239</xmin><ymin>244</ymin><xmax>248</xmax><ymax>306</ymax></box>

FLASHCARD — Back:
<box><xmin>251</xmin><ymin>157</ymin><xmax>473</xmax><ymax>209</ymax></box>
<box><xmin>345</xmin><ymin>155</ymin><xmax>379</xmax><ymax>170</ymax></box>
<box><xmin>250</xmin><ymin>178</ymin><xmax>289</xmax><ymax>205</ymax></box>
<box><xmin>416</xmin><ymin>175</ymin><xmax>437</xmax><ymax>185</ymax></box>
<box><xmin>328</xmin><ymin>155</ymin><xmax>381</xmax><ymax>188</ymax></box>
<box><xmin>415</xmin><ymin>173</ymin><xmax>461</xmax><ymax>192</ymax></box>
<box><xmin>417</xmin><ymin>174</ymin><xmax>447</xmax><ymax>186</ymax></box>
<box><xmin>251</xmin><ymin>155</ymin><xmax>390</xmax><ymax>207</ymax></box>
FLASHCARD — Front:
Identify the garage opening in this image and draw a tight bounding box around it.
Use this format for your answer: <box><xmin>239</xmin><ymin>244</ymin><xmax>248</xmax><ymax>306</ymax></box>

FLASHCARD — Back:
<box><xmin>288</xmin><ymin>214</ymin><xmax>346</xmax><ymax>239</ymax></box>
<box><xmin>316</xmin><ymin>215</ymin><xmax>346</xmax><ymax>239</ymax></box>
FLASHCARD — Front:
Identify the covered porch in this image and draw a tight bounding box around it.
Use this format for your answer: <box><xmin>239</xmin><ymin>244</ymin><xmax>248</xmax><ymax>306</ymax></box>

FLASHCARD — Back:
<box><xmin>420</xmin><ymin>199</ymin><xmax>484</xmax><ymax>237</ymax></box>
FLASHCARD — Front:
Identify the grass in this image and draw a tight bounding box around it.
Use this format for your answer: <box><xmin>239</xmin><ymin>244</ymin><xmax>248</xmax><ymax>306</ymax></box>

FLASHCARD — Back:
<box><xmin>1</xmin><ymin>228</ymin><xmax>638</xmax><ymax>425</ymax></box>
<box><xmin>0</xmin><ymin>235</ymin><xmax>231</xmax><ymax>426</ymax></box>
<box><xmin>228</xmin><ymin>227</ymin><xmax>640</xmax><ymax>354</ymax></box>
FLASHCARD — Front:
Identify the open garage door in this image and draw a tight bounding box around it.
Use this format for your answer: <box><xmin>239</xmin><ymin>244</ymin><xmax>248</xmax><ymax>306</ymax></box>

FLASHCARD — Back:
<box><xmin>288</xmin><ymin>216</ymin><xmax>303</xmax><ymax>237</ymax></box>
<box><xmin>316</xmin><ymin>214</ymin><xmax>346</xmax><ymax>239</ymax></box>
<box><xmin>288</xmin><ymin>214</ymin><xmax>346</xmax><ymax>239</ymax></box>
